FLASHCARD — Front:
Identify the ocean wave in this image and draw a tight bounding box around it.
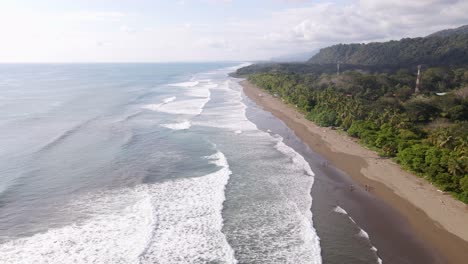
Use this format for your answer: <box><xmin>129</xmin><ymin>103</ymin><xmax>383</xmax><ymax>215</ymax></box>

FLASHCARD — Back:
<box><xmin>357</xmin><ymin>228</ymin><xmax>383</xmax><ymax>264</ymax></box>
<box><xmin>0</xmin><ymin>192</ymin><xmax>155</xmax><ymax>264</ymax></box>
<box><xmin>0</xmin><ymin>150</ymin><xmax>237</xmax><ymax>264</ymax></box>
<box><xmin>336</xmin><ymin>209</ymin><xmax>383</xmax><ymax>264</ymax></box>
<box><xmin>144</xmin><ymin>98</ymin><xmax>210</xmax><ymax>116</ymax></box>
<box><xmin>139</xmin><ymin>150</ymin><xmax>237</xmax><ymax>263</ymax></box>
<box><xmin>193</xmin><ymin>80</ymin><xmax>257</xmax><ymax>131</ymax></box>
<box><xmin>121</xmin><ymin>111</ymin><xmax>143</xmax><ymax>122</ymax></box>
<box><xmin>182</xmin><ymin>83</ymin><xmax>213</xmax><ymax>98</ymax></box>
<box><xmin>371</xmin><ymin>247</ymin><xmax>383</xmax><ymax>263</ymax></box>
<box><xmin>194</xmin><ymin>79</ymin><xmax>212</xmax><ymax>83</ymax></box>
<box><xmin>358</xmin><ymin>228</ymin><xmax>370</xmax><ymax>239</ymax></box>
<box><xmin>36</xmin><ymin>117</ymin><xmax>99</xmax><ymax>154</ymax></box>
<box><xmin>190</xmin><ymin>71</ymin><xmax>322</xmax><ymax>262</ymax></box>
<box><xmin>270</xmin><ymin>135</ymin><xmax>321</xmax><ymax>263</ymax></box>
<box><xmin>142</xmin><ymin>96</ymin><xmax>178</xmax><ymax>111</ymax></box>
<box><xmin>333</xmin><ymin>206</ymin><xmax>348</xmax><ymax>215</ymax></box>
<box><xmin>163</xmin><ymin>96</ymin><xmax>176</xmax><ymax>104</ymax></box>
<box><xmin>161</xmin><ymin>120</ymin><xmax>191</xmax><ymax>130</ymax></box>
<box><xmin>168</xmin><ymin>81</ymin><xmax>199</xmax><ymax>87</ymax></box>
<box><xmin>274</xmin><ymin>137</ymin><xmax>315</xmax><ymax>176</ymax></box>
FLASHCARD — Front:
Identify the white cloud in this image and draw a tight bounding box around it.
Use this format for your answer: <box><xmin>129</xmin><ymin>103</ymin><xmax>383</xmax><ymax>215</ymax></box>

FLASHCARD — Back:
<box><xmin>199</xmin><ymin>38</ymin><xmax>227</xmax><ymax>48</ymax></box>
<box><xmin>64</xmin><ymin>11</ymin><xmax>127</xmax><ymax>22</ymax></box>
<box><xmin>251</xmin><ymin>0</ymin><xmax>468</xmax><ymax>52</ymax></box>
<box><xmin>120</xmin><ymin>25</ymin><xmax>136</xmax><ymax>34</ymax></box>
<box><xmin>0</xmin><ymin>0</ymin><xmax>467</xmax><ymax>62</ymax></box>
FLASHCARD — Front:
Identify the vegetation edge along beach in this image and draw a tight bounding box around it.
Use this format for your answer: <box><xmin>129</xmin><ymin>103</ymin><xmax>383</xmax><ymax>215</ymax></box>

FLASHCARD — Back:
<box><xmin>240</xmin><ymin>80</ymin><xmax>468</xmax><ymax>264</ymax></box>
<box><xmin>235</xmin><ymin>24</ymin><xmax>468</xmax><ymax>204</ymax></box>
<box><xmin>235</xmin><ymin>24</ymin><xmax>468</xmax><ymax>263</ymax></box>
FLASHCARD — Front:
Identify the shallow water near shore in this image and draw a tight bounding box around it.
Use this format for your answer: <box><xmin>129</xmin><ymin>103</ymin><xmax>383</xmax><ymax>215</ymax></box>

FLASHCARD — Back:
<box><xmin>242</xmin><ymin>81</ymin><xmax>449</xmax><ymax>264</ymax></box>
<box><xmin>244</xmin><ymin>96</ymin><xmax>385</xmax><ymax>264</ymax></box>
<box><xmin>0</xmin><ymin>62</ymin><xmax>439</xmax><ymax>263</ymax></box>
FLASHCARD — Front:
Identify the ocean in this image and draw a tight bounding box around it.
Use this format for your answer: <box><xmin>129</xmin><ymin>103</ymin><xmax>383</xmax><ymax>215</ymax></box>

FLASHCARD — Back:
<box><xmin>0</xmin><ymin>63</ymin><xmax>382</xmax><ymax>263</ymax></box>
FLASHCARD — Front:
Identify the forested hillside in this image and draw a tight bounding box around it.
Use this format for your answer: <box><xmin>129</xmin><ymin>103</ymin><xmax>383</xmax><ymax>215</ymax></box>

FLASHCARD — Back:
<box><xmin>308</xmin><ymin>25</ymin><xmax>468</xmax><ymax>66</ymax></box>
<box><xmin>235</xmin><ymin>63</ymin><xmax>407</xmax><ymax>77</ymax></box>
<box><xmin>237</xmin><ymin>25</ymin><xmax>468</xmax><ymax>203</ymax></box>
<box><xmin>248</xmin><ymin>69</ymin><xmax>468</xmax><ymax>203</ymax></box>
<box><xmin>428</xmin><ymin>25</ymin><xmax>468</xmax><ymax>38</ymax></box>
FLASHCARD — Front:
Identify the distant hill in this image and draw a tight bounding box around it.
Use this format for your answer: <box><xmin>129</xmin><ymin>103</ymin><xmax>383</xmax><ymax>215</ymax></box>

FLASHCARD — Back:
<box><xmin>234</xmin><ymin>62</ymin><xmax>409</xmax><ymax>77</ymax></box>
<box><xmin>308</xmin><ymin>25</ymin><xmax>468</xmax><ymax>66</ymax></box>
<box><xmin>428</xmin><ymin>25</ymin><xmax>468</xmax><ymax>38</ymax></box>
<box><xmin>270</xmin><ymin>50</ymin><xmax>318</xmax><ymax>62</ymax></box>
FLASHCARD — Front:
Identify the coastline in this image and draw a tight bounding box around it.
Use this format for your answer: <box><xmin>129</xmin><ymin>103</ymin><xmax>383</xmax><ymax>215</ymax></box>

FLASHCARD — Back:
<box><xmin>241</xmin><ymin>80</ymin><xmax>468</xmax><ymax>264</ymax></box>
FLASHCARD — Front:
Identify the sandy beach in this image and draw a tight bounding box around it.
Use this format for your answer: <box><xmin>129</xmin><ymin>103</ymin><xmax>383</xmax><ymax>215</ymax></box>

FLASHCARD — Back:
<box><xmin>241</xmin><ymin>80</ymin><xmax>468</xmax><ymax>264</ymax></box>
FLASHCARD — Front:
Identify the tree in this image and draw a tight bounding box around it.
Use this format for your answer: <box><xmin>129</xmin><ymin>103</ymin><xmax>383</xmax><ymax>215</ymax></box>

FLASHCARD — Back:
<box><xmin>248</xmin><ymin>70</ymin><xmax>468</xmax><ymax>203</ymax></box>
<box><xmin>397</xmin><ymin>144</ymin><xmax>430</xmax><ymax>173</ymax></box>
<box><xmin>404</xmin><ymin>100</ymin><xmax>440</xmax><ymax>122</ymax></box>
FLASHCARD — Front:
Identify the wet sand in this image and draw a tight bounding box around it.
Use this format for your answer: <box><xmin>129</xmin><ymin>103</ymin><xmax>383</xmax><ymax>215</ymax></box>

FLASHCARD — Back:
<box><xmin>241</xmin><ymin>80</ymin><xmax>468</xmax><ymax>264</ymax></box>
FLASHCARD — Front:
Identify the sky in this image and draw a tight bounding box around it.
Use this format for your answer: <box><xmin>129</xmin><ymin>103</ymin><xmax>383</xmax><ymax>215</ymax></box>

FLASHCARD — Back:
<box><xmin>0</xmin><ymin>0</ymin><xmax>467</xmax><ymax>62</ymax></box>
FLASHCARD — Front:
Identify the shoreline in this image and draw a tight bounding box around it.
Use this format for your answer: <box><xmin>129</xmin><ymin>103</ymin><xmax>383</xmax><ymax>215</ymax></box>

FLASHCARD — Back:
<box><xmin>241</xmin><ymin>80</ymin><xmax>468</xmax><ymax>264</ymax></box>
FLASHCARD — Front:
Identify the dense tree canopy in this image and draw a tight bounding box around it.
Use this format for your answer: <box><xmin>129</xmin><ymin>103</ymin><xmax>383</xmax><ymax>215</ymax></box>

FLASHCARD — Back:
<box><xmin>308</xmin><ymin>34</ymin><xmax>468</xmax><ymax>66</ymax></box>
<box><xmin>242</xmin><ymin>26</ymin><xmax>468</xmax><ymax>202</ymax></box>
<box><xmin>248</xmin><ymin>69</ymin><xmax>468</xmax><ymax>203</ymax></box>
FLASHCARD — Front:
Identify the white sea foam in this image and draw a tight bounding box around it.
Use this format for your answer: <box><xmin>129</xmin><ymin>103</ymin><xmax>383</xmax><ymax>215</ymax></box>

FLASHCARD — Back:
<box><xmin>193</xmin><ymin>67</ymin><xmax>322</xmax><ymax>263</ymax></box>
<box><xmin>0</xmin><ymin>151</ymin><xmax>237</xmax><ymax>264</ymax></box>
<box><xmin>142</xmin><ymin>104</ymin><xmax>160</xmax><ymax>111</ymax></box>
<box><xmin>144</xmin><ymin>97</ymin><xmax>210</xmax><ymax>115</ymax></box>
<box><xmin>275</xmin><ymin>137</ymin><xmax>315</xmax><ymax>176</ymax></box>
<box><xmin>195</xmin><ymin>79</ymin><xmax>212</xmax><ymax>83</ymax></box>
<box><xmin>350</xmin><ymin>223</ymin><xmax>383</xmax><ymax>264</ymax></box>
<box><xmin>0</xmin><ymin>192</ymin><xmax>155</xmax><ymax>264</ymax></box>
<box><xmin>161</xmin><ymin>120</ymin><xmax>191</xmax><ymax>130</ymax></box>
<box><xmin>201</xmin><ymin>83</ymin><xmax>218</xmax><ymax>89</ymax></box>
<box><xmin>163</xmin><ymin>96</ymin><xmax>176</xmax><ymax>104</ymax></box>
<box><xmin>194</xmin><ymin>80</ymin><xmax>258</xmax><ymax>131</ymax></box>
<box><xmin>142</xmin><ymin>96</ymin><xmax>177</xmax><ymax>111</ymax></box>
<box><xmin>371</xmin><ymin>246</ymin><xmax>383</xmax><ymax>263</ymax></box>
<box><xmin>265</xmin><ymin>134</ymin><xmax>321</xmax><ymax>263</ymax></box>
<box><xmin>333</xmin><ymin>206</ymin><xmax>348</xmax><ymax>215</ymax></box>
<box><xmin>168</xmin><ymin>81</ymin><xmax>199</xmax><ymax>87</ymax></box>
<box><xmin>143</xmin><ymin>83</ymin><xmax>213</xmax><ymax>115</ymax></box>
<box><xmin>140</xmin><ymin>151</ymin><xmax>237</xmax><ymax>264</ymax></box>
<box><xmin>358</xmin><ymin>228</ymin><xmax>370</xmax><ymax>239</ymax></box>
<box><xmin>183</xmin><ymin>83</ymin><xmax>213</xmax><ymax>98</ymax></box>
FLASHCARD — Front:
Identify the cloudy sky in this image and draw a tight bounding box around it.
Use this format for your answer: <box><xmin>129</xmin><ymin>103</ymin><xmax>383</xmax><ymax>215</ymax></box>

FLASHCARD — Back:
<box><xmin>1</xmin><ymin>0</ymin><xmax>467</xmax><ymax>62</ymax></box>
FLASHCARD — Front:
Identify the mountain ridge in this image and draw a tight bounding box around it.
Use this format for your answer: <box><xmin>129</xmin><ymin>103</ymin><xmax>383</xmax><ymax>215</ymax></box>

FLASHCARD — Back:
<box><xmin>428</xmin><ymin>24</ymin><xmax>468</xmax><ymax>38</ymax></box>
<box><xmin>307</xmin><ymin>24</ymin><xmax>468</xmax><ymax>66</ymax></box>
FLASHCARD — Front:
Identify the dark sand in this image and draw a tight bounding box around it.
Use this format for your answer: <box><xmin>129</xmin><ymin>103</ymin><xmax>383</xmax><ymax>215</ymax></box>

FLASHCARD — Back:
<box><xmin>241</xmin><ymin>80</ymin><xmax>468</xmax><ymax>264</ymax></box>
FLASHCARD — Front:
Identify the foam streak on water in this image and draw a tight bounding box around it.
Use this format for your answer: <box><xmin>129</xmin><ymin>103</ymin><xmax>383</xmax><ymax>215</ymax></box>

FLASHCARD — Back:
<box><xmin>143</xmin><ymin>82</ymin><xmax>212</xmax><ymax>116</ymax></box>
<box><xmin>161</xmin><ymin>120</ymin><xmax>191</xmax><ymax>130</ymax></box>
<box><xmin>168</xmin><ymin>81</ymin><xmax>199</xmax><ymax>87</ymax></box>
